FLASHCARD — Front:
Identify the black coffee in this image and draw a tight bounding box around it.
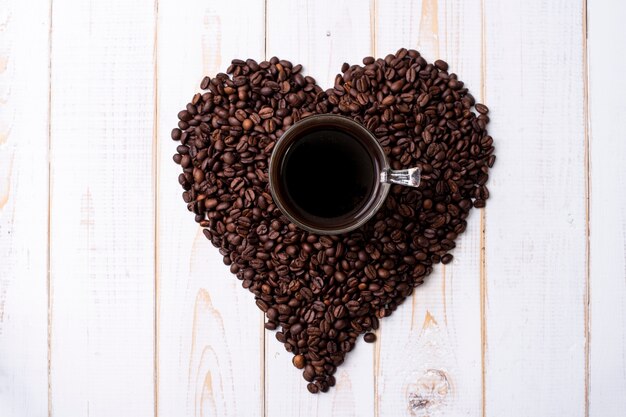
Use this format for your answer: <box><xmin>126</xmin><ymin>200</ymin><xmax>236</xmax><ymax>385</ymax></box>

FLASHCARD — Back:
<box><xmin>281</xmin><ymin>129</ymin><xmax>375</xmax><ymax>220</ymax></box>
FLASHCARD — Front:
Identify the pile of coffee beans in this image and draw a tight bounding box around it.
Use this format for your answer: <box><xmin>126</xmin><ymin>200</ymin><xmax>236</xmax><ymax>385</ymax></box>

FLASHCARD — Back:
<box><xmin>171</xmin><ymin>48</ymin><xmax>494</xmax><ymax>394</ymax></box>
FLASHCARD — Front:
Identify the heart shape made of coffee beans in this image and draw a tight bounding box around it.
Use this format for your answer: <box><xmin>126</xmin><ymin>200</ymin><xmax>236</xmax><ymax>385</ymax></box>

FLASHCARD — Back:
<box><xmin>171</xmin><ymin>48</ymin><xmax>494</xmax><ymax>394</ymax></box>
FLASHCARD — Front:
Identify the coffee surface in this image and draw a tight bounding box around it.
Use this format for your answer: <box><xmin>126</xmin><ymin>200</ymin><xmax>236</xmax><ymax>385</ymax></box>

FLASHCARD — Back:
<box><xmin>281</xmin><ymin>129</ymin><xmax>375</xmax><ymax>221</ymax></box>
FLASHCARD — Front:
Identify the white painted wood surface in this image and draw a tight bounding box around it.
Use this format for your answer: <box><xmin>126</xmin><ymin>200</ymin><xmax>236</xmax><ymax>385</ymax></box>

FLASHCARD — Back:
<box><xmin>0</xmin><ymin>0</ymin><xmax>624</xmax><ymax>416</ymax></box>
<box><xmin>484</xmin><ymin>1</ymin><xmax>588</xmax><ymax>416</ymax></box>
<box><xmin>48</xmin><ymin>0</ymin><xmax>156</xmax><ymax>416</ymax></box>
<box><xmin>0</xmin><ymin>1</ymin><xmax>50</xmax><ymax>416</ymax></box>
<box><xmin>588</xmin><ymin>1</ymin><xmax>626</xmax><ymax>416</ymax></box>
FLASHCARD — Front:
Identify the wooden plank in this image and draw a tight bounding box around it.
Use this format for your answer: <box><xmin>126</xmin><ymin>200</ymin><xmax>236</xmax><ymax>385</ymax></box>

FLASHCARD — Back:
<box><xmin>0</xmin><ymin>0</ymin><xmax>50</xmax><ymax>416</ymax></box>
<box><xmin>483</xmin><ymin>0</ymin><xmax>587</xmax><ymax>416</ymax></box>
<box><xmin>48</xmin><ymin>1</ymin><xmax>156</xmax><ymax>415</ymax></box>
<box><xmin>587</xmin><ymin>1</ymin><xmax>626</xmax><ymax>415</ymax></box>
<box><xmin>375</xmin><ymin>1</ymin><xmax>484</xmax><ymax>416</ymax></box>
<box><xmin>264</xmin><ymin>0</ymin><xmax>375</xmax><ymax>414</ymax></box>
<box><xmin>155</xmin><ymin>1</ymin><xmax>265</xmax><ymax>416</ymax></box>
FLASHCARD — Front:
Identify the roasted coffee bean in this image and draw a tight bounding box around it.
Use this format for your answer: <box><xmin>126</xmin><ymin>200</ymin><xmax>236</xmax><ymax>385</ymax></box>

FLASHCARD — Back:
<box><xmin>290</xmin><ymin>323</ymin><xmax>304</xmax><ymax>335</ymax></box>
<box><xmin>333</xmin><ymin>305</ymin><xmax>347</xmax><ymax>319</ymax></box>
<box><xmin>293</xmin><ymin>354</ymin><xmax>306</xmax><ymax>369</ymax></box>
<box><xmin>259</xmin><ymin>106</ymin><xmax>274</xmax><ymax>119</ymax></box>
<box><xmin>256</xmin><ymin>299</ymin><xmax>269</xmax><ymax>312</ymax></box>
<box><xmin>434</xmin><ymin>59</ymin><xmax>449</xmax><ymax>71</ymax></box>
<box><xmin>200</xmin><ymin>76</ymin><xmax>210</xmax><ymax>90</ymax></box>
<box><xmin>303</xmin><ymin>364</ymin><xmax>315</xmax><ymax>382</ymax></box>
<box><xmin>364</xmin><ymin>332</ymin><xmax>377</xmax><ymax>343</ymax></box>
<box><xmin>173</xmin><ymin>53</ymin><xmax>494</xmax><ymax>394</ymax></box>
<box><xmin>267</xmin><ymin>307</ymin><xmax>278</xmax><ymax>321</ymax></box>
<box><xmin>441</xmin><ymin>254</ymin><xmax>454</xmax><ymax>264</ymax></box>
<box><xmin>475</xmin><ymin>103</ymin><xmax>489</xmax><ymax>114</ymax></box>
<box><xmin>277</xmin><ymin>304</ymin><xmax>292</xmax><ymax>315</ymax></box>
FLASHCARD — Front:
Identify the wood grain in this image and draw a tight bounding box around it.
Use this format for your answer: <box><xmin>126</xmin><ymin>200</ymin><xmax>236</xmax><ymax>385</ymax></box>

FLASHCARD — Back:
<box><xmin>155</xmin><ymin>1</ymin><xmax>265</xmax><ymax>416</ymax></box>
<box><xmin>483</xmin><ymin>0</ymin><xmax>587</xmax><ymax>415</ymax></box>
<box><xmin>0</xmin><ymin>0</ymin><xmax>50</xmax><ymax>416</ymax></box>
<box><xmin>264</xmin><ymin>1</ymin><xmax>375</xmax><ymax>415</ymax></box>
<box><xmin>374</xmin><ymin>1</ymin><xmax>484</xmax><ymax>416</ymax></box>
<box><xmin>587</xmin><ymin>0</ymin><xmax>626</xmax><ymax>415</ymax></box>
<box><xmin>48</xmin><ymin>0</ymin><xmax>156</xmax><ymax>415</ymax></box>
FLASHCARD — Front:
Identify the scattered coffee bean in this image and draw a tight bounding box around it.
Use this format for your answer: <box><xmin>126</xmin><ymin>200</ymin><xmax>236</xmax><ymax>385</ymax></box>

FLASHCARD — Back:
<box><xmin>364</xmin><ymin>332</ymin><xmax>377</xmax><ymax>343</ymax></box>
<box><xmin>172</xmin><ymin>49</ymin><xmax>494</xmax><ymax>394</ymax></box>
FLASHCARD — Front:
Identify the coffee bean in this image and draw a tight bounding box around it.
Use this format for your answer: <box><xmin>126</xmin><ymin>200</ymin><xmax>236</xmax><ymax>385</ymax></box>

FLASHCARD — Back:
<box><xmin>434</xmin><ymin>59</ymin><xmax>449</xmax><ymax>71</ymax></box>
<box><xmin>291</xmin><ymin>323</ymin><xmax>304</xmax><ymax>335</ymax></box>
<box><xmin>200</xmin><ymin>76</ymin><xmax>210</xmax><ymax>89</ymax></box>
<box><xmin>256</xmin><ymin>299</ymin><xmax>268</xmax><ymax>312</ymax></box>
<box><xmin>178</xmin><ymin>110</ymin><xmax>192</xmax><ymax>121</ymax></box>
<box><xmin>441</xmin><ymin>254</ymin><xmax>454</xmax><ymax>264</ymax></box>
<box><xmin>267</xmin><ymin>307</ymin><xmax>278</xmax><ymax>321</ymax></box>
<box><xmin>333</xmin><ymin>305</ymin><xmax>346</xmax><ymax>319</ymax></box>
<box><xmin>334</xmin><ymin>319</ymin><xmax>348</xmax><ymax>330</ymax></box>
<box><xmin>364</xmin><ymin>332</ymin><xmax>377</xmax><ymax>343</ymax></box>
<box><xmin>475</xmin><ymin>103</ymin><xmax>489</xmax><ymax>114</ymax></box>
<box><xmin>193</xmin><ymin>168</ymin><xmax>204</xmax><ymax>183</ymax></box>
<box><xmin>259</xmin><ymin>106</ymin><xmax>274</xmax><ymax>119</ymax></box>
<box><xmin>303</xmin><ymin>364</ymin><xmax>315</xmax><ymax>382</ymax></box>
<box><xmin>173</xmin><ymin>52</ymin><xmax>494</xmax><ymax>394</ymax></box>
<box><xmin>293</xmin><ymin>354</ymin><xmax>305</xmax><ymax>369</ymax></box>
<box><xmin>277</xmin><ymin>304</ymin><xmax>292</xmax><ymax>315</ymax></box>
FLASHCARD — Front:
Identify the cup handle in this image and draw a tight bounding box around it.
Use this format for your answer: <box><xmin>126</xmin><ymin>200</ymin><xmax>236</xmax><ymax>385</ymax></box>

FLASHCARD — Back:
<box><xmin>380</xmin><ymin>167</ymin><xmax>421</xmax><ymax>188</ymax></box>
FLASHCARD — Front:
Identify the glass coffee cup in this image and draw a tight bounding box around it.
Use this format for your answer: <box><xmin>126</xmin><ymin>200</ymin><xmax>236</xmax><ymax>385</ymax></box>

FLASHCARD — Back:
<box><xmin>269</xmin><ymin>114</ymin><xmax>420</xmax><ymax>235</ymax></box>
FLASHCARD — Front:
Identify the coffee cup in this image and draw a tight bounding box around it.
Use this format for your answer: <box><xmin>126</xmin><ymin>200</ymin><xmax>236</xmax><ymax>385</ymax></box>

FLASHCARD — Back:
<box><xmin>269</xmin><ymin>114</ymin><xmax>420</xmax><ymax>235</ymax></box>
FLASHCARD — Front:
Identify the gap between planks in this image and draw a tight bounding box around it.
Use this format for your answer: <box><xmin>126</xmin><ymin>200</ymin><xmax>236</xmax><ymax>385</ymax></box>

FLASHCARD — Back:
<box><xmin>479</xmin><ymin>0</ymin><xmax>487</xmax><ymax>415</ymax></box>
<box><xmin>153</xmin><ymin>0</ymin><xmax>161</xmax><ymax>416</ymax></box>
<box><xmin>370</xmin><ymin>0</ymin><xmax>378</xmax><ymax>59</ymax></box>
<box><xmin>582</xmin><ymin>0</ymin><xmax>591</xmax><ymax>416</ymax></box>
<box><xmin>47</xmin><ymin>0</ymin><xmax>54</xmax><ymax>416</ymax></box>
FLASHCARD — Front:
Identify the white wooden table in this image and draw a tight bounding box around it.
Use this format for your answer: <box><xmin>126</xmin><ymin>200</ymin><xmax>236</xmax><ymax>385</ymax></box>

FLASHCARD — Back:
<box><xmin>1</xmin><ymin>0</ymin><xmax>624</xmax><ymax>416</ymax></box>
